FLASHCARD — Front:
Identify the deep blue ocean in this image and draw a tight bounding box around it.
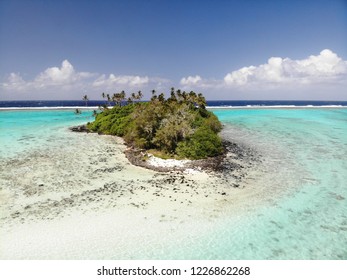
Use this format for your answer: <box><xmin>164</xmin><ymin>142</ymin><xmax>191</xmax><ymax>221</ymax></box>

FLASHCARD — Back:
<box><xmin>1</xmin><ymin>100</ymin><xmax>347</xmax><ymax>108</ymax></box>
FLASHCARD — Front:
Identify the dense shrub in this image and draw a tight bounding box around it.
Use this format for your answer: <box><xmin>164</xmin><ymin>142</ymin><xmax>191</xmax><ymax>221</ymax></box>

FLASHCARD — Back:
<box><xmin>87</xmin><ymin>89</ymin><xmax>223</xmax><ymax>159</ymax></box>
<box><xmin>176</xmin><ymin>126</ymin><xmax>223</xmax><ymax>159</ymax></box>
<box><xmin>88</xmin><ymin>104</ymin><xmax>135</xmax><ymax>135</ymax></box>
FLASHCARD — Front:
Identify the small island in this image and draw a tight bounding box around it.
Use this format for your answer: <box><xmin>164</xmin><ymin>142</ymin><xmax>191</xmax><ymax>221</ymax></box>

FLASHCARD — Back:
<box><xmin>84</xmin><ymin>88</ymin><xmax>224</xmax><ymax>171</ymax></box>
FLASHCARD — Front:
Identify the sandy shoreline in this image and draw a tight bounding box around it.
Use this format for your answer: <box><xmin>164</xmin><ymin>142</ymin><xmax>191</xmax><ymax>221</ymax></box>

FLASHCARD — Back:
<box><xmin>0</xmin><ymin>128</ymin><xmax>264</xmax><ymax>259</ymax></box>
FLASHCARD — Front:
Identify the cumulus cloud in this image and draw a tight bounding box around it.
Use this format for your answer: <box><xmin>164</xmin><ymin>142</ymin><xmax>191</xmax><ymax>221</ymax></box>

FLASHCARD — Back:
<box><xmin>180</xmin><ymin>75</ymin><xmax>221</xmax><ymax>90</ymax></box>
<box><xmin>2</xmin><ymin>60</ymin><xmax>96</xmax><ymax>92</ymax></box>
<box><xmin>180</xmin><ymin>75</ymin><xmax>202</xmax><ymax>86</ymax></box>
<box><xmin>178</xmin><ymin>49</ymin><xmax>347</xmax><ymax>99</ymax></box>
<box><xmin>2</xmin><ymin>73</ymin><xmax>26</xmax><ymax>90</ymax></box>
<box><xmin>1</xmin><ymin>60</ymin><xmax>166</xmax><ymax>97</ymax></box>
<box><xmin>92</xmin><ymin>74</ymin><xmax>149</xmax><ymax>88</ymax></box>
<box><xmin>224</xmin><ymin>49</ymin><xmax>347</xmax><ymax>87</ymax></box>
<box><xmin>35</xmin><ymin>60</ymin><xmax>76</xmax><ymax>86</ymax></box>
<box><xmin>2</xmin><ymin>50</ymin><xmax>346</xmax><ymax>100</ymax></box>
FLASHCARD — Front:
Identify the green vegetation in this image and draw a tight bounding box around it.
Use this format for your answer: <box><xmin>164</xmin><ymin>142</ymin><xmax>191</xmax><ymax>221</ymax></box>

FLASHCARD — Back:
<box><xmin>87</xmin><ymin>88</ymin><xmax>223</xmax><ymax>159</ymax></box>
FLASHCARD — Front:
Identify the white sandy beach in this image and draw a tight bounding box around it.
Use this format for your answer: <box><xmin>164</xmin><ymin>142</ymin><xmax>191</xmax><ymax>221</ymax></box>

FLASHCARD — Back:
<box><xmin>0</xmin><ymin>129</ymin><xmax>272</xmax><ymax>259</ymax></box>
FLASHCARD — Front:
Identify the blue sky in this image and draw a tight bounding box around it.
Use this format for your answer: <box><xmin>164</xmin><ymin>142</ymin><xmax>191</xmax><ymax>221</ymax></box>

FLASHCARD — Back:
<box><xmin>0</xmin><ymin>0</ymin><xmax>346</xmax><ymax>100</ymax></box>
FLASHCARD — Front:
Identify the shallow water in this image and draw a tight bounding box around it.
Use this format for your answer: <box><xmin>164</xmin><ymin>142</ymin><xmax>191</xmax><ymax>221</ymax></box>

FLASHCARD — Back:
<box><xmin>0</xmin><ymin>110</ymin><xmax>95</xmax><ymax>159</ymax></box>
<box><xmin>0</xmin><ymin>108</ymin><xmax>346</xmax><ymax>259</ymax></box>
<box><xmin>205</xmin><ymin>108</ymin><xmax>347</xmax><ymax>259</ymax></box>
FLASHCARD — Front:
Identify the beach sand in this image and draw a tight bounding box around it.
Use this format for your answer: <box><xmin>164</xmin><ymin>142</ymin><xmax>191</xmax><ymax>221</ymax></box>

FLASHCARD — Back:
<box><xmin>0</xmin><ymin>130</ymin><xmax>264</xmax><ymax>259</ymax></box>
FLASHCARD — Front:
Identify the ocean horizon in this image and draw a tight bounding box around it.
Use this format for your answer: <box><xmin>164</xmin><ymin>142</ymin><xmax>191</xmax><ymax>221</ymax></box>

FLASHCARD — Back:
<box><xmin>1</xmin><ymin>100</ymin><xmax>347</xmax><ymax>110</ymax></box>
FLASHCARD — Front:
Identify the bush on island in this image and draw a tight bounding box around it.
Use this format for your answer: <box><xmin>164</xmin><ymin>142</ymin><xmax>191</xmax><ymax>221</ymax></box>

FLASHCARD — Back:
<box><xmin>87</xmin><ymin>89</ymin><xmax>223</xmax><ymax>160</ymax></box>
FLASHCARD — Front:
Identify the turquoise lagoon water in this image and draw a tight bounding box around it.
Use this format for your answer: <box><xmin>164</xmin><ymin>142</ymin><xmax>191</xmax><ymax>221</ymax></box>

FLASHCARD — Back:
<box><xmin>0</xmin><ymin>108</ymin><xmax>346</xmax><ymax>259</ymax></box>
<box><xmin>0</xmin><ymin>110</ymin><xmax>95</xmax><ymax>159</ymax></box>
<box><xmin>206</xmin><ymin>108</ymin><xmax>347</xmax><ymax>259</ymax></box>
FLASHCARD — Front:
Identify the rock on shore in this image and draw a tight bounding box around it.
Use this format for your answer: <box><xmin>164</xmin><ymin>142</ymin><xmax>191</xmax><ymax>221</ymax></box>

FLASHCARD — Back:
<box><xmin>69</xmin><ymin>125</ymin><xmax>90</xmax><ymax>133</ymax></box>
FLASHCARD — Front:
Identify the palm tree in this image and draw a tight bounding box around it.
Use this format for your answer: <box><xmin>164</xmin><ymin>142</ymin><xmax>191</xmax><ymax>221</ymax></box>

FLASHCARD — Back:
<box><xmin>151</xmin><ymin>89</ymin><xmax>157</xmax><ymax>101</ymax></box>
<box><xmin>131</xmin><ymin>92</ymin><xmax>136</xmax><ymax>101</ymax></box>
<box><xmin>169</xmin><ymin>90</ymin><xmax>177</xmax><ymax>102</ymax></box>
<box><xmin>176</xmin><ymin>90</ymin><xmax>182</xmax><ymax>103</ymax></box>
<box><xmin>101</xmin><ymin>92</ymin><xmax>108</xmax><ymax>108</ymax></box>
<box><xmin>182</xmin><ymin>91</ymin><xmax>187</xmax><ymax>101</ymax></box>
<box><xmin>120</xmin><ymin>90</ymin><xmax>126</xmax><ymax>106</ymax></box>
<box><xmin>137</xmin><ymin>90</ymin><xmax>143</xmax><ymax>100</ymax></box>
<box><xmin>112</xmin><ymin>93</ymin><xmax>118</xmax><ymax>106</ymax></box>
<box><xmin>158</xmin><ymin>93</ymin><xmax>165</xmax><ymax>103</ymax></box>
<box><xmin>106</xmin><ymin>94</ymin><xmax>111</xmax><ymax>106</ymax></box>
<box><xmin>82</xmin><ymin>95</ymin><xmax>89</xmax><ymax>107</ymax></box>
<box><xmin>112</xmin><ymin>92</ymin><xmax>125</xmax><ymax>106</ymax></box>
<box><xmin>197</xmin><ymin>93</ymin><xmax>206</xmax><ymax>109</ymax></box>
<box><xmin>187</xmin><ymin>91</ymin><xmax>197</xmax><ymax>108</ymax></box>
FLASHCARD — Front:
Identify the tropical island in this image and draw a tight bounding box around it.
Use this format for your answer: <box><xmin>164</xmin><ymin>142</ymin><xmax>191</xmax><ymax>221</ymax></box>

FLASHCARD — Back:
<box><xmin>82</xmin><ymin>88</ymin><xmax>224</xmax><ymax>171</ymax></box>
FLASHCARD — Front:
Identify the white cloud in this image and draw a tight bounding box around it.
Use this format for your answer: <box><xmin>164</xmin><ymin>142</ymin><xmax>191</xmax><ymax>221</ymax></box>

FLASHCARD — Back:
<box><xmin>2</xmin><ymin>60</ymin><xmax>96</xmax><ymax>92</ymax></box>
<box><xmin>178</xmin><ymin>49</ymin><xmax>347</xmax><ymax>99</ymax></box>
<box><xmin>1</xmin><ymin>60</ymin><xmax>165</xmax><ymax>97</ymax></box>
<box><xmin>224</xmin><ymin>49</ymin><xmax>347</xmax><ymax>87</ymax></box>
<box><xmin>2</xmin><ymin>50</ymin><xmax>346</xmax><ymax>100</ymax></box>
<box><xmin>180</xmin><ymin>75</ymin><xmax>202</xmax><ymax>86</ymax></box>
<box><xmin>92</xmin><ymin>74</ymin><xmax>149</xmax><ymax>88</ymax></box>
<box><xmin>35</xmin><ymin>60</ymin><xmax>76</xmax><ymax>86</ymax></box>
<box><xmin>2</xmin><ymin>73</ymin><xmax>26</xmax><ymax>91</ymax></box>
<box><xmin>180</xmin><ymin>75</ymin><xmax>222</xmax><ymax>90</ymax></box>
<box><xmin>34</xmin><ymin>60</ymin><xmax>97</xmax><ymax>89</ymax></box>
<box><xmin>178</xmin><ymin>49</ymin><xmax>347</xmax><ymax>97</ymax></box>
